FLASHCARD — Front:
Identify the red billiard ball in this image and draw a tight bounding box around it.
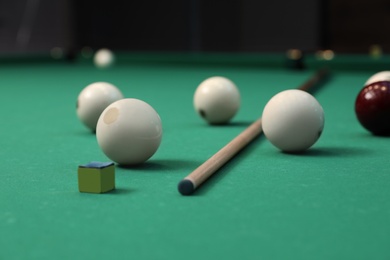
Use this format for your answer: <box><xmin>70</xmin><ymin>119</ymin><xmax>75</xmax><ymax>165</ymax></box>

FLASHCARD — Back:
<box><xmin>355</xmin><ymin>81</ymin><xmax>390</xmax><ymax>135</ymax></box>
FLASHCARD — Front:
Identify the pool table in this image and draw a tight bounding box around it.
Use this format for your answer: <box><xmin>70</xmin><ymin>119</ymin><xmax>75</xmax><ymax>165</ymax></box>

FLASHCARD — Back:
<box><xmin>1</xmin><ymin>52</ymin><xmax>389</xmax><ymax>260</ymax></box>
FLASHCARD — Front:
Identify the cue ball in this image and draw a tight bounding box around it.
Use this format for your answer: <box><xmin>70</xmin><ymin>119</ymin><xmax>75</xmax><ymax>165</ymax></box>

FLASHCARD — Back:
<box><xmin>193</xmin><ymin>76</ymin><xmax>240</xmax><ymax>124</ymax></box>
<box><xmin>355</xmin><ymin>81</ymin><xmax>390</xmax><ymax>136</ymax></box>
<box><xmin>365</xmin><ymin>71</ymin><xmax>390</xmax><ymax>86</ymax></box>
<box><xmin>77</xmin><ymin>82</ymin><xmax>124</xmax><ymax>131</ymax></box>
<box><xmin>262</xmin><ymin>89</ymin><xmax>324</xmax><ymax>152</ymax></box>
<box><xmin>94</xmin><ymin>48</ymin><xmax>115</xmax><ymax>68</ymax></box>
<box><xmin>96</xmin><ymin>98</ymin><xmax>162</xmax><ymax>165</ymax></box>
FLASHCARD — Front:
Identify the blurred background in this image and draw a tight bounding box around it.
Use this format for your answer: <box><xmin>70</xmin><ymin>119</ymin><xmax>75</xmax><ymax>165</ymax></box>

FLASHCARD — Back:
<box><xmin>0</xmin><ymin>0</ymin><xmax>390</xmax><ymax>56</ymax></box>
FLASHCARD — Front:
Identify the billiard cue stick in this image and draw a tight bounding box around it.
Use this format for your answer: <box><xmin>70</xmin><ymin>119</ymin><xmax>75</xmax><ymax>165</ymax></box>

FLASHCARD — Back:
<box><xmin>178</xmin><ymin>68</ymin><xmax>329</xmax><ymax>195</ymax></box>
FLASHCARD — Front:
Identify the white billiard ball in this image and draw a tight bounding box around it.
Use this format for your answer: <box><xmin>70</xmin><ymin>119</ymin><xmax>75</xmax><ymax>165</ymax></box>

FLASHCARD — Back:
<box><xmin>96</xmin><ymin>98</ymin><xmax>162</xmax><ymax>165</ymax></box>
<box><xmin>94</xmin><ymin>48</ymin><xmax>115</xmax><ymax>68</ymax></box>
<box><xmin>262</xmin><ymin>89</ymin><xmax>324</xmax><ymax>152</ymax></box>
<box><xmin>77</xmin><ymin>82</ymin><xmax>124</xmax><ymax>131</ymax></box>
<box><xmin>194</xmin><ymin>76</ymin><xmax>240</xmax><ymax>124</ymax></box>
<box><xmin>365</xmin><ymin>71</ymin><xmax>390</xmax><ymax>85</ymax></box>
<box><xmin>50</xmin><ymin>47</ymin><xmax>64</xmax><ymax>59</ymax></box>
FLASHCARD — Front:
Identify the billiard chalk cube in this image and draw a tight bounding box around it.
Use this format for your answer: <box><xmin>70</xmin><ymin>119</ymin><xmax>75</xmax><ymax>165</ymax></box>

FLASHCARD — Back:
<box><xmin>78</xmin><ymin>162</ymin><xmax>115</xmax><ymax>193</ymax></box>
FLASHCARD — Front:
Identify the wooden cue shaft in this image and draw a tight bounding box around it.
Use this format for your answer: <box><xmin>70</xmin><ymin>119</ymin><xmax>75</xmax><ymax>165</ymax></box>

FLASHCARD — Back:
<box><xmin>178</xmin><ymin>68</ymin><xmax>329</xmax><ymax>195</ymax></box>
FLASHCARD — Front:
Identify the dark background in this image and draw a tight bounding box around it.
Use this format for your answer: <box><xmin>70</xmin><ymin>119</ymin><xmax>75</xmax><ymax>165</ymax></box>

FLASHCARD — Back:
<box><xmin>1</xmin><ymin>0</ymin><xmax>390</xmax><ymax>54</ymax></box>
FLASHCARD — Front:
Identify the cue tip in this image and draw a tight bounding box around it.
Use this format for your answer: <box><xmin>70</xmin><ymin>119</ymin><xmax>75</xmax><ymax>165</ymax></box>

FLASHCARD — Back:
<box><xmin>178</xmin><ymin>179</ymin><xmax>195</xmax><ymax>195</ymax></box>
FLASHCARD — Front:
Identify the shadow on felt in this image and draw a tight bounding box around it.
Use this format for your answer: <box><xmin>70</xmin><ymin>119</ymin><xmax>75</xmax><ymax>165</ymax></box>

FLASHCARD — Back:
<box><xmin>209</xmin><ymin>121</ymin><xmax>253</xmax><ymax>127</ymax></box>
<box><xmin>281</xmin><ymin>146</ymin><xmax>375</xmax><ymax>157</ymax></box>
<box><xmin>117</xmin><ymin>158</ymin><xmax>201</xmax><ymax>172</ymax></box>
<box><xmin>186</xmin><ymin>120</ymin><xmax>253</xmax><ymax>130</ymax></box>
<box><xmin>105</xmin><ymin>187</ymin><xmax>135</xmax><ymax>195</ymax></box>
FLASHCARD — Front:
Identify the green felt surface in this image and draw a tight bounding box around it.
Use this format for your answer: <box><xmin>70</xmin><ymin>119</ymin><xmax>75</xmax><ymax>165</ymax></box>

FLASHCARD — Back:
<box><xmin>1</xmin><ymin>53</ymin><xmax>390</xmax><ymax>260</ymax></box>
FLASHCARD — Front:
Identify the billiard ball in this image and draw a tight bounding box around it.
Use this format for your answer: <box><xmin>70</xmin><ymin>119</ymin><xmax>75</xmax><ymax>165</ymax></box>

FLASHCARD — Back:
<box><xmin>50</xmin><ymin>47</ymin><xmax>64</xmax><ymax>59</ymax></box>
<box><xmin>193</xmin><ymin>76</ymin><xmax>240</xmax><ymax>124</ymax></box>
<box><xmin>262</xmin><ymin>89</ymin><xmax>324</xmax><ymax>152</ymax></box>
<box><xmin>365</xmin><ymin>71</ymin><xmax>390</xmax><ymax>86</ymax></box>
<box><xmin>77</xmin><ymin>82</ymin><xmax>124</xmax><ymax>131</ymax></box>
<box><xmin>81</xmin><ymin>46</ymin><xmax>94</xmax><ymax>59</ymax></box>
<box><xmin>94</xmin><ymin>48</ymin><xmax>115</xmax><ymax>68</ymax></box>
<box><xmin>96</xmin><ymin>98</ymin><xmax>162</xmax><ymax>165</ymax></box>
<box><xmin>369</xmin><ymin>44</ymin><xmax>383</xmax><ymax>59</ymax></box>
<box><xmin>285</xmin><ymin>49</ymin><xmax>305</xmax><ymax>70</ymax></box>
<box><xmin>355</xmin><ymin>81</ymin><xmax>390</xmax><ymax>136</ymax></box>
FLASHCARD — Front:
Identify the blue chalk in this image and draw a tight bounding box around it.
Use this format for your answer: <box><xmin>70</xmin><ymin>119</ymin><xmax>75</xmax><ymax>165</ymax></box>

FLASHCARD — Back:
<box><xmin>79</xmin><ymin>161</ymin><xmax>114</xmax><ymax>169</ymax></box>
